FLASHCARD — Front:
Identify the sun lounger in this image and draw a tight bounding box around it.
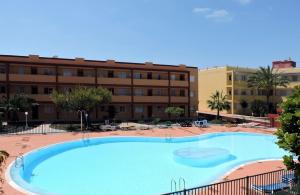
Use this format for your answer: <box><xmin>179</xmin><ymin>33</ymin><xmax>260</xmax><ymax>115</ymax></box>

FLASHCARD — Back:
<box><xmin>100</xmin><ymin>125</ymin><xmax>117</xmax><ymax>131</ymax></box>
<box><xmin>282</xmin><ymin>173</ymin><xmax>295</xmax><ymax>184</ymax></box>
<box><xmin>251</xmin><ymin>182</ymin><xmax>290</xmax><ymax>194</ymax></box>
<box><xmin>194</xmin><ymin>120</ymin><xmax>208</xmax><ymax>128</ymax></box>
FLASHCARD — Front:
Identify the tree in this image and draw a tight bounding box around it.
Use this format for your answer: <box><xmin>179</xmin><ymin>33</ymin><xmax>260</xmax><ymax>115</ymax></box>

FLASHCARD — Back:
<box><xmin>275</xmin><ymin>86</ymin><xmax>300</xmax><ymax>191</ymax></box>
<box><xmin>239</xmin><ymin>100</ymin><xmax>249</xmax><ymax>115</ymax></box>
<box><xmin>247</xmin><ymin>66</ymin><xmax>289</xmax><ymax>113</ymax></box>
<box><xmin>250</xmin><ymin>100</ymin><xmax>268</xmax><ymax>117</ymax></box>
<box><xmin>0</xmin><ymin>95</ymin><xmax>35</xmax><ymax>121</ymax></box>
<box><xmin>165</xmin><ymin>107</ymin><xmax>184</xmax><ymax>119</ymax></box>
<box><xmin>51</xmin><ymin>87</ymin><xmax>112</xmax><ymax>130</ymax></box>
<box><xmin>207</xmin><ymin>91</ymin><xmax>230</xmax><ymax>119</ymax></box>
<box><xmin>0</xmin><ymin>150</ymin><xmax>9</xmax><ymax>195</ymax></box>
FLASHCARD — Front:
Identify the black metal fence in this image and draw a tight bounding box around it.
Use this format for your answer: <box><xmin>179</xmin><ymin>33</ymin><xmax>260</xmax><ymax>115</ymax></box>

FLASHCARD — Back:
<box><xmin>0</xmin><ymin>123</ymin><xmax>68</xmax><ymax>135</ymax></box>
<box><xmin>162</xmin><ymin>169</ymin><xmax>299</xmax><ymax>195</ymax></box>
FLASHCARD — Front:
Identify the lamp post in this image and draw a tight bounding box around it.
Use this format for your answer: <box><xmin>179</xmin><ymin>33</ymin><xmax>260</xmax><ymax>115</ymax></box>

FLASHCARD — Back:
<box><xmin>25</xmin><ymin>112</ymin><xmax>28</xmax><ymax>129</ymax></box>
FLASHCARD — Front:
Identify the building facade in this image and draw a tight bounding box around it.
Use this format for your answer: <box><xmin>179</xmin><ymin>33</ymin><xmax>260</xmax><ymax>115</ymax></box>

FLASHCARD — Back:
<box><xmin>0</xmin><ymin>55</ymin><xmax>198</xmax><ymax>122</ymax></box>
<box><xmin>198</xmin><ymin>60</ymin><xmax>298</xmax><ymax>115</ymax></box>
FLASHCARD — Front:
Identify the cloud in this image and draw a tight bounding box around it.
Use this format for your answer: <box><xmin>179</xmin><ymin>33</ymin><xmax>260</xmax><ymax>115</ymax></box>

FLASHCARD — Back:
<box><xmin>235</xmin><ymin>0</ymin><xmax>252</xmax><ymax>5</ymax></box>
<box><xmin>193</xmin><ymin>8</ymin><xmax>232</xmax><ymax>22</ymax></box>
<box><xmin>192</xmin><ymin>7</ymin><xmax>211</xmax><ymax>13</ymax></box>
<box><xmin>205</xmin><ymin>9</ymin><xmax>230</xmax><ymax>19</ymax></box>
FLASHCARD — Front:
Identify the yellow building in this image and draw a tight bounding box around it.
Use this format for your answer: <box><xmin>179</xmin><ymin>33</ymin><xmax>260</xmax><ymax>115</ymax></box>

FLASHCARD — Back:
<box><xmin>198</xmin><ymin>60</ymin><xmax>298</xmax><ymax>115</ymax></box>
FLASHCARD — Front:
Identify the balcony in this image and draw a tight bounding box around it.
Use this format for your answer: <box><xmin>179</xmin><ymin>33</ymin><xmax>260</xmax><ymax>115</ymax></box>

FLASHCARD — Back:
<box><xmin>58</xmin><ymin>76</ymin><xmax>95</xmax><ymax>84</ymax></box>
<box><xmin>98</xmin><ymin>78</ymin><xmax>131</xmax><ymax>85</ymax></box>
<box><xmin>170</xmin><ymin>96</ymin><xmax>188</xmax><ymax>103</ymax></box>
<box><xmin>133</xmin><ymin>79</ymin><xmax>168</xmax><ymax>86</ymax></box>
<box><xmin>170</xmin><ymin>80</ymin><xmax>188</xmax><ymax>87</ymax></box>
<box><xmin>111</xmin><ymin>96</ymin><xmax>131</xmax><ymax>102</ymax></box>
<box><xmin>9</xmin><ymin>74</ymin><xmax>56</xmax><ymax>83</ymax></box>
<box><xmin>134</xmin><ymin>96</ymin><xmax>168</xmax><ymax>103</ymax></box>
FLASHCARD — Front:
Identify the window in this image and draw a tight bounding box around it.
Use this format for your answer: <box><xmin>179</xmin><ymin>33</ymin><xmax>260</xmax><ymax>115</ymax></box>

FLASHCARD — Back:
<box><xmin>118</xmin><ymin>88</ymin><xmax>129</xmax><ymax>96</ymax></box>
<box><xmin>43</xmin><ymin>68</ymin><xmax>54</xmax><ymax>75</ymax></box>
<box><xmin>77</xmin><ymin>69</ymin><xmax>84</xmax><ymax>77</ymax></box>
<box><xmin>179</xmin><ymin>74</ymin><xmax>185</xmax><ymax>81</ymax></box>
<box><xmin>241</xmin><ymin>90</ymin><xmax>247</xmax><ymax>95</ymax></box>
<box><xmin>147</xmin><ymin>72</ymin><xmax>152</xmax><ymax>79</ymax></box>
<box><xmin>134</xmin><ymin>89</ymin><xmax>143</xmax><ymax>96</ymax></box>
<box><xmin>154</xmin><ymin>89</ymin><xmax>162</xmax><ymax>96</ymax></box>
<box><xmin>0</xmin><ymin>66</ymin><xmax>6</xmax><ymax>73</ymax></box>
<box><xmin>228</xmin><ymin>90</ymin><xmax>232</xmax><ymax>95</ymax></box>
<box><xmin>190</xmin><ymin>76</ymin><xmax>195</xmax><ymax>82</ymax></box>
<box><xmin>135</xmin><ymin>106</ymin><xmax>144</xmax><ymax>113</ymax></box>
<box><xmin>31</xmin><ymin>67</ymin><xmax>38</xmax><ymax>75</ymax></box>
<box><xmin>18</xmin><ymin>66</ymin><xmax>25</xmax><ymax>75</ymax></box>
<box><xmin>108</xmin><ymin>71</ymin><xmax>114</xmax><ymax>78</ymax></box>
<box><xmin>228</xmin><ymin>75</ymin><xmax>232</xmax><ymax>81</ymax></box>
<box><xmin>190</xmin><ymin>91</ymin><xmax>194</xmax><ymax>97</ymax></box>
<box><xmin>44</xmin><ymin>106</ymin><xmax>54</xmax><ymax>114</ymax></box>
<box><xmin>147</xmin><ymin>89</ymin><xmax>153</xmax><ymax>96</ymax></box>
<box><xmin>119</xmin><ymin>72</ymin><xmax>127</xmax><ymax>79</ymax></box>
<box><xmin>16</xmin><ymin>86</ymin><xmax>25</xmax><ymax>93</ymax></box>
<box><xmin>119</xmin><ymin>106</ymin><xmax>126</xmax><ymax>112</ymax></box>
<box><xmin>171</xmin><ymin>75</ymin><xmax>176</xmax><ymax>80</ymax></box>
<box><xmin>180</xmin><ymin>89</ymin><xmax>185</xmax><ymax>97</ymax></box>
<box><xmin>0</xmin><ymin>86</ymin><xmax>5</xmax><ymax>93</ymax></box>
<box><xmin>292</xmin><ymin>75</ymin><xmax>298</xmax><ymax>82</ymax></box>
<box><xmin>31</xmin><ymin>86</ymin><xmax>38</xmax><ymax>94</ymax></box>
<box><xmin>134</xmin><ymin>73</ymin><xmax>142</xmax><ymax>79</ymax></box>
<box><xmin>157</xmin><ymin>74</ymin><xmax>161</xmax><ymax>80</ymax></box>
<box><xmin>63</xmin><ymin>69</ymin><xmax>73</xmax><ymax>76</ymax></box>
<box><xmin>171</xmin><ymin>89</ymin><xmax>176</xmax><ymax>96</ymax></box>
<box><xmin>44</xmin><ymin>87</ymin><xmax>53</xmax><ymax>94</ymax></box>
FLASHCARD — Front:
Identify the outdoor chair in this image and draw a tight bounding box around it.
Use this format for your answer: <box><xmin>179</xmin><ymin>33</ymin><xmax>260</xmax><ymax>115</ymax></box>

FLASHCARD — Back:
<box><xmin>251</xmin><ymin>182</ymin><xmax>290</xmax><ymax>194</ymax></box>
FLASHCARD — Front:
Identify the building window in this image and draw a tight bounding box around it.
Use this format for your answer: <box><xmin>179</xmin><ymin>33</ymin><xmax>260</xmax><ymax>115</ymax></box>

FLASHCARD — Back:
<box><xmin>228</xmin><ymin>75</ymin><xmax>232</xmax><ymax>81</ymax></box>
<box><xmin>119</xmin><ymin>106</ymin><xmax>126</xmax><ymax>112</ymax></box>
<box><xmin>171</xmin><ymin>75</ymin><xmax>176</xmax><ymax>80</ymax></box>
<box><xmin>157</xmin><ymin>74</ymin><xmax>161</xmax><ymax>80</ymax></box>
<box><xmin>108</xmin><ymin>70</ymin><xmax>114</xmax><ymax>78</ymax></box>
<box><xmin>134</xmin><ymin>72</ymin><xmax>142</xmax><ymax>79</ymax></box>
<box><xmin>241</xmin><ymin>75</ymin><xmax>246</xmax><ymax>81</ymax></box>
<box><xmin>228</xmin><ymin>90</ymin><xmax>232</xmax><ymax>95</ymax></box>
<box><xmin>190</xmin><ymin>76</ymin><xmax>195</xmax><ymax>82</ymax></box>
<box><xmin>147</xmin><ymin>89</ymin><xmax>153</xmax><ymax>96</ymax></box>
<box><xmin>171</xmin><ymin>89</ymin><xmax>176</xmax><ymax>96</ymax></box>
<box><xmin>241</xmin><ymin>90</ymin><xmax>247</xmax><ymax>95</ymax></box>
<box><xmin>147</xmin><ymin>72</ymin><xmax>152</xmax><ymax>79</ymax></box>
<box><xmin>292</xmin><ymin>75</ymin><xmax>298</xmax><ymax>82</ymax></box>
<box><xmin>0</xmin><ymin>86</ymin><xmax>5</xmax><ymax>93</ymax></box>
<box><xmin>118</xmin><ymin>88</ymin><xmax>129</xmax><ymax>96</ymax></box>
<box><xmin>31</xmin><ymin>86</ymin><xmax>38</xmax><ymax>94</ymax></box>
<box><xmin>44</xmin><ymin>87</ymin><xmax>53</xmax><ymax>94</ymax></box>
<box><xmin>18</xmin><ymin>66</ymin><xmax>25</xmax><ymax>75</ymax></box>
<box><xmin>77</xmin><ymin>69</ymin><xmax>84</xmax><ymax>77</ymax></box>
<box><xmin>179</xmin><ymin>74</ymin><xmax>185</xmax><ymax>81</ymax></box>
<box><xmin>31</xmin><ymin>67</ymin><xmax>38</xmax><ymax>75</ymax></box>
<box><xmin>134</xmin><ymin>89</ymin><xmax>143</xmax><ymax>96</ymax></box>
<box><xmin>180</xmin><ymin>89</ymin><xmax>185</xmax><ymax>97</ymax></box>
<box><xmin>63</xmin><ymin>69</ymin><xmax>73</xmax><ymax>76</ymax></box>
<box><xmin>0</xmin><ymin>66</ymin><xmax>6</xmax><ymax>73</ymax></box>
<box><xmin>16</xmin><ymin>86</ymin><xmax>25</xmax><ymax>93</ymax></box>
<box><xmin>43</xmin><ymin>68</ymin><xmax>54</xmax><ymax>75</ymax></box>
<box><xmin>135</xmin><ymin>106</ymin><xmax>144</xmax><ymax>113</ymax></box>
<box><xmin>44</xmin><ymin>106</ymin><xmax>54</xmax><ymax>114</ymax></box>
<box><xmin>119</xmin><ymin>72</ymin><xmax>127</xmax><ymax>79</ymax></box>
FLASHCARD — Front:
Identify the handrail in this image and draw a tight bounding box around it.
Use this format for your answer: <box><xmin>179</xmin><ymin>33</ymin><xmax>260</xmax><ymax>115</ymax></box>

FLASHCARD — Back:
<box><xmin>178</xmin><ymin>177</ymin><xmax>186</xmax><ymax>190</ymax></box>
<box><xmin>15</xmin><ymin>155</ymin><xmax>25</xmax><ymax>171</ymax></box>
<box><xmin>171</xmin><ymin>179</ymin><xmax>177</xmax><ymax>192</ymax></box>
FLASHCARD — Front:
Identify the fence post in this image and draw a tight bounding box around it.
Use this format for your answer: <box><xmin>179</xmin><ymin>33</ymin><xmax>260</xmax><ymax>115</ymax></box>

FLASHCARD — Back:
<box><xmin>183</xmin><ymin>189</ymin><xmax>186</xmax><ymax>195</ymax></box>
<box><xmin>246</xmin><ymin>176</ymin><xmax>249</xmax><ymax>195</ymax></box>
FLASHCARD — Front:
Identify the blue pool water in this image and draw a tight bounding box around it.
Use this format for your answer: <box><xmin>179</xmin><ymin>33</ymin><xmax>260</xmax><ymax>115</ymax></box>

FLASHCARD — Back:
<box><xmin>9</xmin><ymin>132</ymin><xmax>287</xmax><ymax>195</ymax></box>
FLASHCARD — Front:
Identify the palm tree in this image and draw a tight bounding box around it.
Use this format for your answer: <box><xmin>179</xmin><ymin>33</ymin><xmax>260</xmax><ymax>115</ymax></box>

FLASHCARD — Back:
<box><xmin>207</xmin><ymin>91</ymin><xmax>230</xmax><ymax>119</ymax></box>
<box><xmin>247</xmin><ymin>66</ymin><xmax>289</xmax><ymax>113</ymax></box>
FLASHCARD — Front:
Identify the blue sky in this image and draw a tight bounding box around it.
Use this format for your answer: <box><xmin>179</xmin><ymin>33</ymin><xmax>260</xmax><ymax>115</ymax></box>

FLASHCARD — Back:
<box><xmin>0</xmin><ymin>0</ymin><xmax>299</xmax><ymax>68</ymax></box>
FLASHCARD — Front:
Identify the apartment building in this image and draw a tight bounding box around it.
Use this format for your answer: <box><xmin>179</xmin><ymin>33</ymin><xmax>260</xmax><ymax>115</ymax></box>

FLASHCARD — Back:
<box><xmin>198</xmin><ymin>60</ymin><xmax>298</xmax><ymax>115</ymax></box>
<box><xmin>0</xmin><ymin>55</ymin><xmax>198</xmax><ymax>122</ymax></box>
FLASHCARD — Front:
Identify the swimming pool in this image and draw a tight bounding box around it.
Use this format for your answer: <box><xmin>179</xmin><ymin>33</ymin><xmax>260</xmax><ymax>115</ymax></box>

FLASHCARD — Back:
<box><xmin>8</xmin><ymin>132</ymin><xmax>287</xmax><ymax>195</ymax></box>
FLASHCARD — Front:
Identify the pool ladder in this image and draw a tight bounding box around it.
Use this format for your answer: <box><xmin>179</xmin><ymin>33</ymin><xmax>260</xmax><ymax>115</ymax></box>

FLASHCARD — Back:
<box><xmin>171</xmin><ymin>177</ymin><xmax>186</xmax><ymax>192</ymax></box>
<box><xmin>165</xmin><ymin>134</ymin><xmax>173</xmax><ymax>142</ymax></box>
<box><xmin>15</xmin><ymin>154</ymin><xmax>25</xmax><ymax>171</ymax></box>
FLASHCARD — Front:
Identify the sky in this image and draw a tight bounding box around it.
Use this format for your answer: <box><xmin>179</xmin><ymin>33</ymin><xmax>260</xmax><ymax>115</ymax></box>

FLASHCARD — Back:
<box><xmin>0</xmin><ymin>0</ymin><xmax>299</xmax><ymax>68</ymax></box>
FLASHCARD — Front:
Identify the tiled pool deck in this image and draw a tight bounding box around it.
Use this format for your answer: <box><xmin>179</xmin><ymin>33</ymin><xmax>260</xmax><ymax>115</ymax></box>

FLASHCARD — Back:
<box><xmin>0</xmin><ymin>125</ymin><xmax>284</xmax><ymax>194</ymax></box>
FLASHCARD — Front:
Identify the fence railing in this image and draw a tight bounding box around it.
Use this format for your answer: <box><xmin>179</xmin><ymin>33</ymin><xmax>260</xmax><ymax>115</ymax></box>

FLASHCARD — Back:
<box><xmin>0</xmin><ymin>124</ymin><xmax>68</xmax><ymax>135</ymax></box>
<box><xmin>162</xmin><ymin>169</ymin><xmax>299</xmax><ymax>195</ymax></box>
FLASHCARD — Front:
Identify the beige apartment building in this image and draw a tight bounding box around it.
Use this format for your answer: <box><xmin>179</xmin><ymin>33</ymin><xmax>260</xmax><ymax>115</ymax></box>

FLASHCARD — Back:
<box><xmin>0</xmin><ymin>55</ymin><xmax>198</xmax><ymax>122</ymax></box>
<box><xmin>198</xmin><ymin>60</ymin><xmax>298</xmax><ymax>115</ymax></box>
